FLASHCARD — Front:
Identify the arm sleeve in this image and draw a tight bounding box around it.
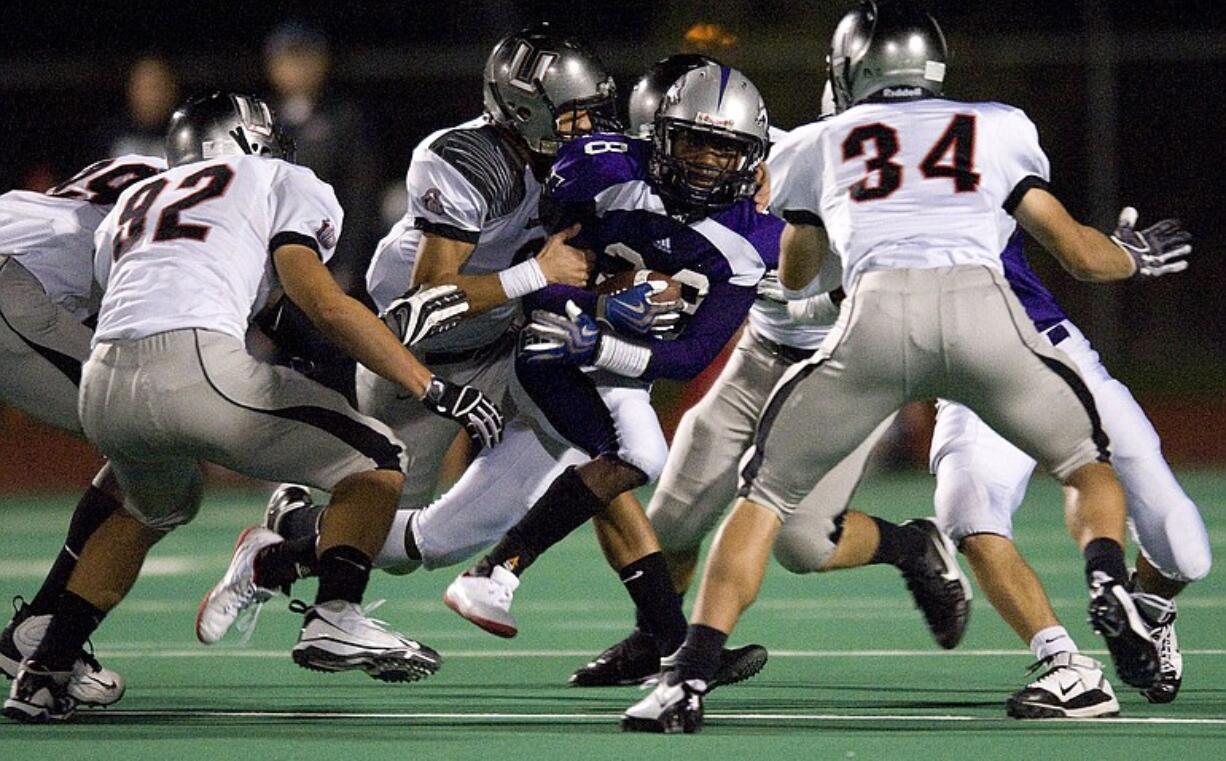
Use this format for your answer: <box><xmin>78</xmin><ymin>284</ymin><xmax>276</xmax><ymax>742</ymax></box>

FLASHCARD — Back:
<box><xmin>996</xmin><ymin>109</ymin><xmax>1053</xmax><ymax>215</ymax></box>
<box><xmin>766</xmin><ymin>124</ymin><xmax>826</xmax><ymax>227</ymax></box>
<box><xmin>405</xmin><ymin>151</ymin><xmax>489</xmax><ymax>244</ymax></box>
<box><xmin>641</xmin><ymin>280</ymin><xmax>755</xmax><ymax>382</ymax></box>
<box><xmin>269</xmin><ymin>164</ymin><xmax>346</xmax><ymax>264</ymax></box>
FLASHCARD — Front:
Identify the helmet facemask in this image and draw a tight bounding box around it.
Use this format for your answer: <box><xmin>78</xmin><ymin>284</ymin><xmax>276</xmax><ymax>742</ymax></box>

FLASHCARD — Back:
<box><xmin>651</xmin><ymin>118</ymin><xmax>764</xmax><ymax>212</ymax></box>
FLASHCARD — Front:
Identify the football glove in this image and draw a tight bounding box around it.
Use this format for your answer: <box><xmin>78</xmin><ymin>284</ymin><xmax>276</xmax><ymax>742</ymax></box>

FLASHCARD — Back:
<box><xmin>596</xmin><ymin>280</ymin><xmax>682</xmax><ymax>337</ymax></box>
<box><xmin>422</xmin><ymin>376</ymin><xmax>503</xmax><ymax>449</ymax></box>
<box><xmin>520</xmin><ymin>301</ymin><xmax>601</xmax><ymax>365</ymax></box>
<box><xmin>1111</xmin><ymin>207</ymin><xmax>1192</xmax><ymax>279</ymax></box>
<box><xmin>380</xmin><ymin>284</ymin><xmax>470</xmax><ymax>347</ymax></box>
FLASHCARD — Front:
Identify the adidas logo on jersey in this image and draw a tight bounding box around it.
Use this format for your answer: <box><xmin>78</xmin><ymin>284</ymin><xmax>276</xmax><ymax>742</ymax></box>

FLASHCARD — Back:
<box><xmin>653</xmin><ymin>238</ymin><xmax>671</xmax><ymax>253</ymax></box>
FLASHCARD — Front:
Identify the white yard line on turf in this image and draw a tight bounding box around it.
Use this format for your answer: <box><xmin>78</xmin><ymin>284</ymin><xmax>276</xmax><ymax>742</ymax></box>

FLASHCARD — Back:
<box><xmin>94</xmin><ymin>710</ymin><xmax>1226</xmax><ymax>725</ymax></box>
<box><xmin>95</xmin><ymin>647</ymin><xmax>1226</xmax><ymax>658</ymax></box>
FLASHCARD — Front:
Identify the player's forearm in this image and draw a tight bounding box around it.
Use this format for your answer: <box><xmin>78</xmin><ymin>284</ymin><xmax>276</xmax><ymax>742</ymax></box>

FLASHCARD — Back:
<box><xmin>413</xmin><ymin>271</ymin><xmax>513</xmax><ymax>315</ymax></box>
<box><xmin>309</xmin><ymin>295</ymin><xmax>433</xmax><ymax>399</ymax></box>
<box><xmin>778</xmin><ymin>222</ymin><xmax>827</xmax><ymax>291</ymax></box>
<box><xmin>1054</xmin><ymin>225</ymin><xmax>1137</xmax><ymax>282</ymax></box>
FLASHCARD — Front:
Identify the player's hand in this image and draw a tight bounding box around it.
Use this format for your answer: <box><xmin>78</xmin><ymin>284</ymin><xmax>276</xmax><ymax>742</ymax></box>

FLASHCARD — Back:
<box><xmin>536</xmin><ymin>223</ymin><xmax>590</xmax><ymax>287</ymax></box>
<box><xmin>596</xmin><ymin>281</ymin><xmax>683</xmax><ymax>337</ymax></box>
<box><xmin>756</xmin><ymin>271</ymin><xmax>787</xmax><ymax>303</ymax></box>
<box><xmin>1111</xmin><ymin>207</ymin><xmax>1192</xmax><ymax>278</ymax></box>
<box><xmin>520</xmin><ymin>301</ymin><xmax>600</xmax><ymax>365</ymax></box>
<box><xmin>422</xmin><ymin>377</ymin><xmax>503</xmax><ymax>448</ymax></box>
<box><xmin>753</xmin><ymin>163</ymin><xmax>772</xmax><ymax>213</ymax></box>
<box><xmin>380</xmin><ymin>284</ymin><xmax>470</xmax><ymax>347</ymax></box>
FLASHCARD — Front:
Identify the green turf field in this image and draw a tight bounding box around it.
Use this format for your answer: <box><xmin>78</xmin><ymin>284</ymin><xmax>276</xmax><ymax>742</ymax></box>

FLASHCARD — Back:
<box><xmin>1</xmin><ymin>471</ymin><xmax>1223</xmax><ymax>759</ymax></box>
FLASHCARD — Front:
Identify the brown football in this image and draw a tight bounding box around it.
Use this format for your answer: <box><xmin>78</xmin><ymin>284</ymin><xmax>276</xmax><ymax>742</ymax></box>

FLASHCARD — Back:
<box><xmin>595</xmin><ymin>269</ymin><xmax>682</xmax><ymax>304</ymax></box>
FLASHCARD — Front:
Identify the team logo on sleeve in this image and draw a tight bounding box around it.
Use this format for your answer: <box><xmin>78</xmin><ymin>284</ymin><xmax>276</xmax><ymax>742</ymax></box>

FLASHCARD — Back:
<box><xmin>315</xmin><ymin>219</ymin><xmax>338</xmax><ymax>249</ymax></box>
<box><xmin>421</xmin><ymin>188</ymin><xmax>446</xmax><ymax>216</ymax></box>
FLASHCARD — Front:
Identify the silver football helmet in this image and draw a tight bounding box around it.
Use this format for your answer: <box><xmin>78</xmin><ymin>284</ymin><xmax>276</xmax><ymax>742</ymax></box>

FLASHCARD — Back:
<box><xmin>649</xmin><ymin>63</ymin><xmax>770</xmax><ymax>212</ymax></box>
<box><xmin>164</xmin><ymin>92</ymin><xmax>294</xmax><ymax>167</ymax></box>
<box><xmin>626</xmin><ymin>53</ymin><xmax>715</xmax><ymax>139</ymax></box>
<box><xmin>483</xmin><ymin>24</ymin><xmax>619</xmax><ymax>156</ymax></box>
<box><xmin>828</xmin><ymin>0</ymin><xmax>947</xmax><ymax>112</ymax></box>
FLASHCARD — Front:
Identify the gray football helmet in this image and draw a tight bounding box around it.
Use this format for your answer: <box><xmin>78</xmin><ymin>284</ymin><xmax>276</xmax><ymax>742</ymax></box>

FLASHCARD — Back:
<box><xmin>828</xmin><ymin>1</ymin><xmax>947</xmax><ymax>112</ymax></box>
<box><xmin>649</xmin><ymin>63</ymin><xmax>770</xmax><ymax>212</ymax></box>
<box><xmin>626</xmin><ymin>53</ymin><xmax>715</xmax><ymax>139</ymax></box>
<box><xmin>164</xmin><ymin>92</ymin><xmax>294</xmax><ymax>167</ymax></box>
<box><xmin>483</xmin><ymin>24</ymin><xmax>619</xmax><ymax>156</ymax></box>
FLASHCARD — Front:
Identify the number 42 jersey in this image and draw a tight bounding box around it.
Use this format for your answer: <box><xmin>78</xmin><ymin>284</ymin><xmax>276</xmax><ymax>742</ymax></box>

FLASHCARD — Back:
<box><xmin>769</xmin><ymin>98</ymin><xmax>1050</xmax><ymax>288</ymax></box>
<box><xmin>94</xmin><ymin>156</ymin><xmax>343</xmax><ymax>345</ymax></box>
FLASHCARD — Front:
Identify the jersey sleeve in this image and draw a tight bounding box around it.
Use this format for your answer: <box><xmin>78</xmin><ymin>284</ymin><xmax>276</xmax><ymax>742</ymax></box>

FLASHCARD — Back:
<box><xmin>93</xmin><ymin>206</ymin><xmax>119</xmax><ymax>291</ymax></box>
<box><xmin>642</xmin><ymin>278</ymin><xmax>755</xmax><ymax>382</ymax></box>
<box><xmin>993</xmin><ymin>107</ymin><xmax>1052</xmax><ymax>215</ymax></box>
<box><xmin>766</xmin><ymin>122</ymin><xmax>827</xmax><ymax>227</ymax></box>
<box><xmin>405</xmin><ymin>150</ymin><xmax>489</xmax><ymax>244</ymax></box>
<box><xmin>269</xmin><ymin>164</ymin><xmax>345</xmax><ymax>264</ymax></box>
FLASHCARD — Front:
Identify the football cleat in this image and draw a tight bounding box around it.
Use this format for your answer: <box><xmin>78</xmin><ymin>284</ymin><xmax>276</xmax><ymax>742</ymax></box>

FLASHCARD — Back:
<box><xmin>571</xmin><ymin>631</ymin><xmax>770</xmax><ymax>688</ymax></box>
<box><xmin>1132</xmin><ymin>590</ymin><xmax>1181</xmax><ymax>703</ymax></box>
<box><xmin>290</xmin><ymin>599</ymin><xmax>441</xmax><ymax>682</ymax></box>
<box><xmin>1005</xmin><ymin>651</ymin><xmax>1120</xmax><ymax>719</ymax></box>
<box><xmin>443</xmin><ymin>565</ymin><xmax>520</xmax><ymax>638</ymax></box>
<box><xmin>1087</xmin><ymin>571</ymin><xmax>1160</xmax><ymax>689</ymax></box>
<box><xmin>196</xmin><ymin>526</ymin><xmax>282</xmax><ymax>644</ymax></box>
<box><xmin>3</xmin><ymin>663</ymin><xmax>75</xmax><ymax>723</ymax></box>
<box><xmin>899</xmin><ymin>518</ymin><xmax>973</xmax><ymax>649</ymax></box>
<box><xmin>263</xmin><ymin>483</ymin><xmax>315</xmax><ymax>536</ymax></box>
<box><xmin>621</xmin><ymin>674</ymin><xmax>706</xmax><ymax>733</ymax></box>
<box><xmin>0</xmin><ymin>598</ymin><xmax>124</xmax><ymax>707</ymax></box>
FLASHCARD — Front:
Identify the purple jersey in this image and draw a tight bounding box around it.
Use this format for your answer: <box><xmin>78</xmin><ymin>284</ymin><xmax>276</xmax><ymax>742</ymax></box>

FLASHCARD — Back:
<box><xmin>1000</xmin><ymin>229</ymin><xmax>1067</xmax><ymax>331</ymax></box>
<box><xmin>531</xmin><ymin>133</ymin><xmax>780</xmax><ymax>382</ymax></box>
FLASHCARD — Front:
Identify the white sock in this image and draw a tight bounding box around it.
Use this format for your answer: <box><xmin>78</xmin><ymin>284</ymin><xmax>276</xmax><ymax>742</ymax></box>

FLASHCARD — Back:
<box><xmin>373</xmin><ymin>509</ymin><xmax>413</xmax><ymax>569</ymax></box>
<box><xmin>1030</xmin><ymin>625</ymin><xmax>1078</xmax><ymax>661</ymax></box>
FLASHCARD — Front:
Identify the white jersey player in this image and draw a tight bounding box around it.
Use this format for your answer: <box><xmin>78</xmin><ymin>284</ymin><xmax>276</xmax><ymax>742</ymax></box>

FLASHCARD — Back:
<box><xmin>4</xmin><ymin>93</ymin><xmax>489</xmax><ymax>724</ymax></box>
<box><xmin>625</xmin><ymin>2</ymin><xmax>1193</xmax><ymax>733</ymax></box>
<box><xmin>0</xmin><ymin>155</ymin><xmax>163</xmax><ymax>711</ymax></box>
<box><xmin>357</xmin><ymin>25</ymin><xmax>612</xmax><ymax>509</ymax></box>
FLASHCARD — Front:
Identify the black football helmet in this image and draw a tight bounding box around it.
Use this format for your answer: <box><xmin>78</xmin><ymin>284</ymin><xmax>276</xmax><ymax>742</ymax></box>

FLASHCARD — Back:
<box><xmin>626</xmin><ymin>53</ymin><xmax>716</xmax><ymax>138</ymax></box>
<box><xmin>828</xmin><ymin>0</ymin><xmax>947</xmax><ymax>112</ymax></box>
<box><xmin>164</xmin><ymin>92</ymin><xmax>295</xmax><ymax>167</ymax></box>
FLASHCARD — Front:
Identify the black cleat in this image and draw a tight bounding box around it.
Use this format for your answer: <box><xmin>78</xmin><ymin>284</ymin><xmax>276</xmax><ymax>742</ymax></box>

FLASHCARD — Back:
<box><xmin>710</xmin><ymin>643</ymin><xmax>768</xmax><ymax>689</ymax></box>
<box><xmin>1087</xmin><ymin>572</ymin><xmax>1160</xmax><ymax>689</ymax></box>
<box><xmin>621</xmin><ymin>674</ymin><xmax>705</xmax><ymax>733</ymax></box>
<box><xmin>0</xmin><ymin>597</ymin><xmax>32</xmax><ymax>679</ymax></box>
<box><xmin>899</xmin><ymin>518</ymin><xmax>972</xmax><ymax>649</ymax></box>
<box><xmin>569</xmin><ymin>630</ymin><xmax>658</xmax><ymax>686</ymax></box>
<box><xmin>3</xmin><ymin>663</ymin><xmax>75</xmax><ymax>723</ymax></box>
<box><xmin>1127</xmin><ymin>575</ymin><xmax>1182</xmax><ymax>703</ymax></box>
<box><xmin>263</xmin><ymin>484</ymin><xmax>315</xmax><ymax>536</ymax></box>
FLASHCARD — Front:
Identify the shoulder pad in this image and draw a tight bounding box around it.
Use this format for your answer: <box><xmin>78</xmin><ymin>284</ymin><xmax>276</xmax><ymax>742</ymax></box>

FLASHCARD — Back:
<box><xmin>546</xmin><ymin>134</ymin><xmax>650</xmax><ymax>205</ymax></box>
<box><xmin>428</xmin><ymin>125</ymin><xmax>526</xmax><ymax>219</ymax></box>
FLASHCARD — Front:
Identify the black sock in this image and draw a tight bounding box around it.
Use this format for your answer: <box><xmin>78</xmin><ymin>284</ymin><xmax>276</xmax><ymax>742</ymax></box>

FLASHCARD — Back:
<box><xmin>1084</xmin><ymin>537</ymin><xmax>1128</xmax><ymax>587</ymax></box>
<box><xmin>30</xmin><ymin>592</ymin><xmax>105</xmax><ymax>671</ymax></box>
<box><xmin>868</xmin><ymin>517</ymin><xmax>928</xmax><ymax>568</ymax></box>
<box><xmin>254</xmin><ymin>536</ymin><xmax>318</xmax><ymax>593</ymax></box>
<box><xmin>314</xmin><ymin>546</ymin><xmax>372</xmax><ymax>605</ymax></box>
<box><xmin>672</xmin><ymin>624</ymin><xmax>727</xmax><ymax>684</ymax></box>
<box><xmin>28</xmin><ymin>487</ymin><xmax>120</xmax><ymax>615</ymax></box>
<box><xmin>479</xmin><ymin>467</ymin><xmax>605</xmax><ymax>577</ymax></box>
<box><xmin>280</xmin><ymin>504</ymin><xmax>326</xmax><ymax>542</ymax></box>
<box><xmin>620</xmin><ymin>553</ymin><xmax>687</xmax><ymax>656</ymax></box>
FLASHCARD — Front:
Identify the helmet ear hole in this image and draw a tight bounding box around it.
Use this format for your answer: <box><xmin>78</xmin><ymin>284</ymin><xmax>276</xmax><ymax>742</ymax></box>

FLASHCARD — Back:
<box><xmin>515</xmin><ymin>106</ymin><xmax>532</xmax><ymax>122</ymax></box>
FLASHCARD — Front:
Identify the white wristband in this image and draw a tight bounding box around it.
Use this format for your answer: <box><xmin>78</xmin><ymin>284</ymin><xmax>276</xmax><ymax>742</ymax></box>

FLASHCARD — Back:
<box><xmin>787</xmin><ymin>292</ymin><xmax>841</xmax><ymax>326</ymax></box>
<box><xmin>498</xmin><ymin>258</ymin><xmax>548</xmax><ymax>300</ymax></box>
<box><xmin>594</xmin><ymin>334</ymin><xmax>653</xmax><ymax>378</ymax></box>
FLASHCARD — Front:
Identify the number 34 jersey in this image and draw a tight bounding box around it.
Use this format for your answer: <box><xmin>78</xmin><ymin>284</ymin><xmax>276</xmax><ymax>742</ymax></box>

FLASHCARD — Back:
<box><xmin>94</xmin><ymin>156</ymin><xmax>343</xmax><ymax>345</ymax></box>
<box><xmin>769</xmin><ymin>98</ymin><xmax>1050</xmax><ymax>288</ymax></box>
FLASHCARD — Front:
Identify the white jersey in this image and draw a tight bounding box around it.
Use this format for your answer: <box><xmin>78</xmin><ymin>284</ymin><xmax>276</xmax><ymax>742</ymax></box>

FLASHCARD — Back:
<box><xmin>769</xmin><ymin>98</ymin><xmax>1050</xmax><ymax>289</ymax></box>
<box><xmin>368</xmin><ymin>117</ymin><xmax>545</xmax><ymax>352</ymax></box>
<box><xmin>94</xmin><ymin>156</ymin><xmax>342</xmax><ymax>344</ymax></box>
<box><xmin>0</xmin><ymin>155</ymin><xmax>164</xmax><ymax>320</ymax></box>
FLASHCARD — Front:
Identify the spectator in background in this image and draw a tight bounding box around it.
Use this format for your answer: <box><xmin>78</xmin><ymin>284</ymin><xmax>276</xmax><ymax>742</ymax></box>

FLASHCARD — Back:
<box><xmin>101</xmin><ymin>56</ymin><xmax>180</xmax><ymax>158</ymax></box>
<box><xmin>264</xmin><ymin>21</ymin><xmax>381</xmax><ymax>292</ymax></box>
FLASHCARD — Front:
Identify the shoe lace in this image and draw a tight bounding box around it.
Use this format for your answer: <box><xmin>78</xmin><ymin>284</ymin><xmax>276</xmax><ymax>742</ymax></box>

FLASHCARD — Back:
<box><xmin>77</xmin><ymin>639</ymin><xmax>102</xmax><ymax>672</ymax></box>
<box><xmin>230</xmin><ymin>582</ymin><xmax>274</xmax><ymax>645</ymax></box>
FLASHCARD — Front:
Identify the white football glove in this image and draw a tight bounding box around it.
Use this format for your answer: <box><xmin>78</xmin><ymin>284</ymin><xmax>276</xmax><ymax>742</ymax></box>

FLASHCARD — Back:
<box><xmin>1111</xmin><ymin>207</ymin><xmax>1192</xmax><ymax>278</ymax></box>
<box><xmin>380</xmin><ymin>284</ymin><xmax>470</xmax><ymax>347</ymax></box>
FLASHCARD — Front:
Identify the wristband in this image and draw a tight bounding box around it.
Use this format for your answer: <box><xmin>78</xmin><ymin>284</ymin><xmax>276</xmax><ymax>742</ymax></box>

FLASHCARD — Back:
<box><xmin>498</xmin><ymin>258</ymin><xmax>548</xmax><ymax>299</ymax></box>
<box><xmin>593</xmin><ymin>334</ymin><xmax>653</xmax><ymax>378</ymax></box>
<box><xmin>787</xmin><ymin>291</ymin><xmax>842</xmax><ymax>326</ymax></box>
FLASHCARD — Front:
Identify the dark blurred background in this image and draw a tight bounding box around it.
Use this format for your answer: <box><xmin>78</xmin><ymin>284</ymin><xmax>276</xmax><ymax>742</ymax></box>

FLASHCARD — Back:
<box><xmin>2</xmin><ymin>0</ymin><xmax>1225</xmax><ymax>487</ymax></box>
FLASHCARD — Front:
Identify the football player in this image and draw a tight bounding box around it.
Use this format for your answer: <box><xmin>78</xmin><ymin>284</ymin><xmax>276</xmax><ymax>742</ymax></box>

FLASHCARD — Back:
<box><xmin>3</xmin><ymin>93</ymin><xmax>489</xmax><ymax>723</ymax></box>
<box><xmin>0</xmin><ymin>153</ymin><xmax>165</xmax><ymax>710</ymax></box>
<box><xmin>623</xmin><ymin>1</ymin><xmax>1192</xmax><ymax>733</ymax></box>
<box><xmin>570</xmin><ymin>56</ymin><xmax>972</xmax><ymax>688</ymax></box>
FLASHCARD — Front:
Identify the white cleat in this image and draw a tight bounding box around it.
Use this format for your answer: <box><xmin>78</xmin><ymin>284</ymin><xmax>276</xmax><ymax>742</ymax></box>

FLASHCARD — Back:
<box><xmin>196</xmin><ymin>526</ymin><xmax>282</xmax><ymax>645</ymax></box>
<box><xmin>1005</xmin><ymin>651</ymin><xmax>1120</xmax><ymax>719</ymax></box>
<box><xmin>622</xmin><ymin>675</ymin><xmax>706</xmax><ymax>733</ymax></box>
<box><xmin>3</xmin><ymin>664</ymin><xmax>75</xmax><ymax>724</ymax></box>
<box><xmin>442</xmin><ymin>566</ymin><xmax>520</xmax><ymax>638</ymax></box>
<box><xmin>290</xmin><ymin>599</ymin><xmax>441</xmax><ymax>682</ymax></box>
<box><xmin>1</xmin><ymin>603</ymin><xmax>124</xmax><ymax>707</ymax></box>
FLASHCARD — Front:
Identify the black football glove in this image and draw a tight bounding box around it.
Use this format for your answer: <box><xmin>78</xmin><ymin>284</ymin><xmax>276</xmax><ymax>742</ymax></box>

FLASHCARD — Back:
<box><xmin>422</xmin><ymin>376</ymin><xmax>503</xmax><ymax>449</ymax></box>
<box><xmin>1111</xmin><ymin>207</ymin><xmax>1192</xmax><ymax>279</ymax></box>
<box><xmin>380</xmin><ymin>284</ymin><xmax>470</xmax><ymax>347</ymax></box>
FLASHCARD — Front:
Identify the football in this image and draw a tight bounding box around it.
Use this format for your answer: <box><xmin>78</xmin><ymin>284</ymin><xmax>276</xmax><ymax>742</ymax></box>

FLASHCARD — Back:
<box><xmin>595</xmin><ymin>269</ymin><xmax>683</xmax><ymax>304</ymax></box>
